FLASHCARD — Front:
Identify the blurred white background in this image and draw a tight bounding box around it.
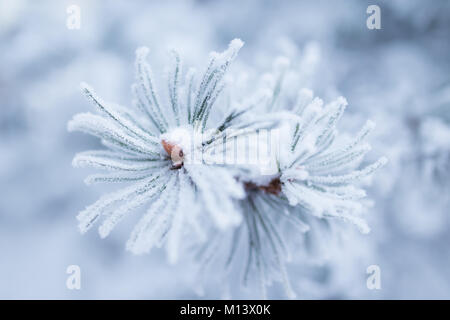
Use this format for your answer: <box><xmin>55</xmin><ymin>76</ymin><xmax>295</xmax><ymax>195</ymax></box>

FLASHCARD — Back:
<box><xmin>0</xmin><ymin>0</ymin><xmax>449</xmax><ymax>299</ymax></box>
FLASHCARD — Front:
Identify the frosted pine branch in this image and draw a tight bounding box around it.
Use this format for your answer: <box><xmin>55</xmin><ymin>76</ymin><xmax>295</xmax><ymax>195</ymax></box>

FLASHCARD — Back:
<box><xmin>68</xmin><ymin>40</ymin><xmax>387</xmax><ymax>298</ymax></box>
<box><xmin>197</xmin><ymin>54</ymin><xmax>388</xmax><ymax>298</ymax></box>
<box><xmin>69</xmin><ymin>40</ymin><xmax>254</xmax><ymax>262</ymax></box>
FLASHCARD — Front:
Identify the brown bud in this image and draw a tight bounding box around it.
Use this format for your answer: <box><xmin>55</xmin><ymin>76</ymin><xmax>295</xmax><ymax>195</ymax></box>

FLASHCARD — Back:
<box><xmin>162</xmin><ymin>139</ymin><xmax>184</xmax><ymax>168</ymax></box>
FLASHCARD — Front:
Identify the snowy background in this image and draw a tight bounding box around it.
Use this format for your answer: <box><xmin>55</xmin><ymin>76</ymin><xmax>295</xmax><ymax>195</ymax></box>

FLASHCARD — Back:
<box><xmin>1</xmin><ymin>0</ymin><xmax>449</xmax><ymax>299</ymax></box>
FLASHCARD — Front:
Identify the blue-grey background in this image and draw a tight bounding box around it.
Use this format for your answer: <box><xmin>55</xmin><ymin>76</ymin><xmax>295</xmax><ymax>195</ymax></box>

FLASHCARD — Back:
<box><xmin>1</xmin><ymin>0</ymin><xmax>449</xmax><ymax>299</ymax></box>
